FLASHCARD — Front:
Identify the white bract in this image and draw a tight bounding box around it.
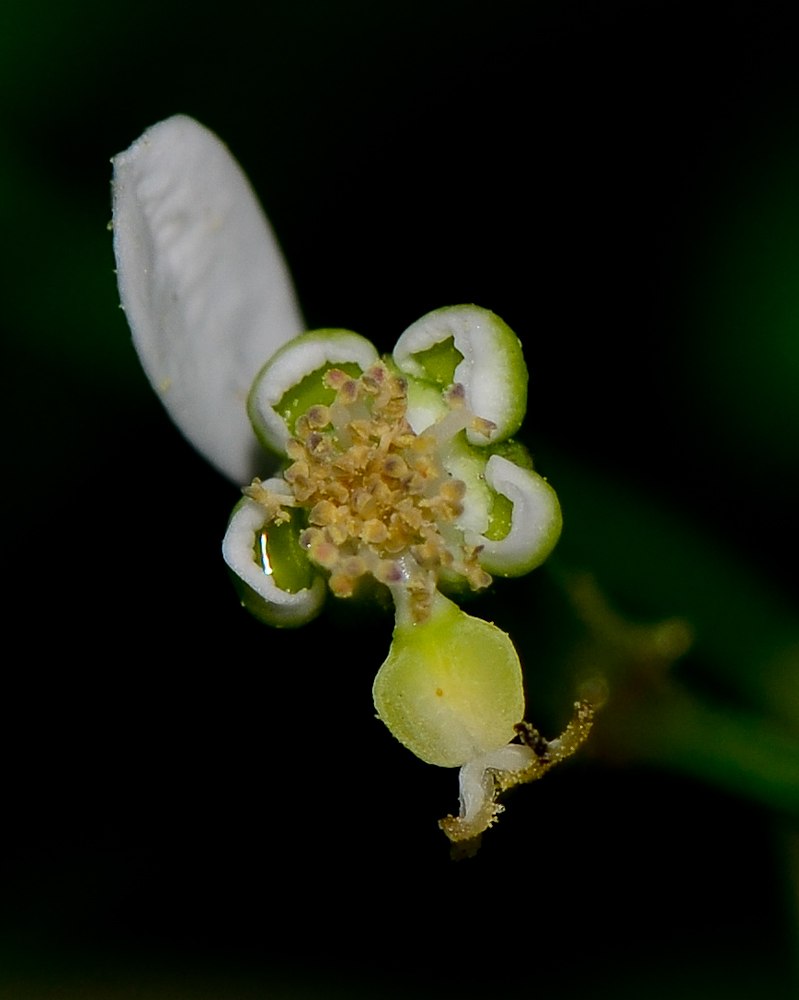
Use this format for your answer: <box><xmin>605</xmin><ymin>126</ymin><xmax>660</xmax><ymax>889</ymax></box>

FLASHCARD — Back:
<box><xmin>112</xmin><ymin>115</ymin><xmax>585</xmax><ymax>851</ymax></box>
<box><xmin>112</xmin><ymin>115</ymin><xmax>303</xmax><ymax>484</ymax></box>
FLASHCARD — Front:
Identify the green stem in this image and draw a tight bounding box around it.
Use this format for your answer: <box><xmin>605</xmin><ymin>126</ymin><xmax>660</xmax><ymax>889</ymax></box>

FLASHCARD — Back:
<box><xmin>547</xmin><ymin>455</ymin><xmax>799</xmax><ymax>730</ymax></box>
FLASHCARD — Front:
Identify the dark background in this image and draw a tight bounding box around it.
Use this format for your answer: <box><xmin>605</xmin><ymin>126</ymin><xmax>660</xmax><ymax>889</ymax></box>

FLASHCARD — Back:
<box><xmin>3</xmin><ymin>2</ymin><xmax>799</xmax><ymax>997</ymax></box>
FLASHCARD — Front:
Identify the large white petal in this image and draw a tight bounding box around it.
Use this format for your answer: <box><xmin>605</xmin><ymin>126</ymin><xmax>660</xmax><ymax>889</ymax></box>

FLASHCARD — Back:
<box><xmin>112</xmin><ymin>115</ymin><xmax>304</xmax><ymax>483</ymax></box>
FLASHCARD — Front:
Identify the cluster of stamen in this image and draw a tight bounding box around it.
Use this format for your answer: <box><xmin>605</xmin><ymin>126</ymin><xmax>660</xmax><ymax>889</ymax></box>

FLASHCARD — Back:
<box><xmin>245</xmin><ymin>362</ymin><xmax>494</xmax><ymax>621</ymax></box>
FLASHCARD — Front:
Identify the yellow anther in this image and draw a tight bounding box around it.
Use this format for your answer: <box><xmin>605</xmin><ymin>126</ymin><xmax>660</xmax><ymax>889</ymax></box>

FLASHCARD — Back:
<box><xmin>470</xmin><ymin>416</ymin><xmax>497</xmax><ymax>438</ymax></box>
<box><xmin>341</xmin><ymin>555</ymin><xmax>367</xmax><ymax>579</ymax></box>
<box><xmin>294</xmin><ymin>414</ymin><xmax>310</xmax><ymax>439</ymax></box>
<box><xmin>444</xmin><ymin>383</ymin><xmax>466</xmax><ymax>407</ymax></box>
<box><xmin>329</xmin><ymin>572</ymin><xmax>356</xmax><ymax>597</ymax></box>
<box><xmin>440</xmin><ymin>479</ymin><xmax>467</xmax><ymax>502</ymax></box>
<box><xmin>361</xmin><ymin>366</ymin><xmax>386</xmax><ymax>394</ymax></box>
<box><xmin>375</xmin><ymin>560</ymin><xmax>404</xmax><ymax>585</ymax></box>
<box><xmin>304</xmin><ymin>531</ymin><xmax>340</xmax><ymax>570</ymax></box>
<box><xmin>259</xmin><ymin>359</ymin><xmax>496</xmax><ymax>620</ymax></box>
<box><xmin>323</xmin><ymin>367</ymin><xmax>352</xmax><ymax>391</ymax></box>
<box><xmin>326</xmin><ymin>481</ymin><xmax>350</xmax><ymax>504</ymax></box>
<box><xmin>309</xmin><ymin>499</ymin><xmax>338</xmax><ymax>526</ymax></box>
<box><xmin>242</xmin><ymin>480</ymin><xmax>295</xmax><ymax>524</ymax></box>
<box><xmin>349</xmin><ymin>418</ymin><xmax>375</xmax><ymax>441</ymax></box>
<box><xmin>306</xmin><ymin>404</ymin><xmax>331</xmax><ymax>429</ymax></box>
<box><xmin>381</xmin><ymin>454</ymin><xmax>409</xmax><ymax>479</ymax></box>
<box><xmin>362</xmin><ymin>519</ymin><xmax>389</xmax><ymax>544</ymax></box>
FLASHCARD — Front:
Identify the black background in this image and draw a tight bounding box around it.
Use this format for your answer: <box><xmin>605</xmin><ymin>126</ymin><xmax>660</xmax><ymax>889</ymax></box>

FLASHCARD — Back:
<box><xmin>3</xmin><ymin>3</ymin><xmax>799</xmax><ymax>997</ymax></box>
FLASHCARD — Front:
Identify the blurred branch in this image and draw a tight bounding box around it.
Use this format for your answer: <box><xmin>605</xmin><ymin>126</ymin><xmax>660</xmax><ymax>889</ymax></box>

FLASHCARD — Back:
<box><xmin>548</xmin><ymin>456</ymin><xmax>799</xmax><ymax>731</ymax></box>
<box><xmin>559</xmin><ymin>570</ymin><xmax>799</xmax><ymax>817</ymax></box>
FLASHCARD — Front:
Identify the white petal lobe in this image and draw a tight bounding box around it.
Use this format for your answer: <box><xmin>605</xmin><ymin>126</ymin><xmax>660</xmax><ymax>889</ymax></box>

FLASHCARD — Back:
<box><xmin>475</xmin><ymin>455</ymin><xmax>562</xmax><ymax>575</ymax></box>
<box><xmin>112</xmin><ymin>115</ymin><xmax>304</xmax><ymax>483</ymax></box>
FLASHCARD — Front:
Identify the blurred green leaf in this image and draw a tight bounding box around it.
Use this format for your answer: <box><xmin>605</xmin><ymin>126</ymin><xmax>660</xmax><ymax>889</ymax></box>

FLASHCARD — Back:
<box><xmin>689</xmin><ymin>130</ymin><xmax>799</xmax><ymax>469</ymax></box>
<box><xmin>549</xmin><ymin>455</ymin><xmax>799</xmax><ymax>728</ymax></box>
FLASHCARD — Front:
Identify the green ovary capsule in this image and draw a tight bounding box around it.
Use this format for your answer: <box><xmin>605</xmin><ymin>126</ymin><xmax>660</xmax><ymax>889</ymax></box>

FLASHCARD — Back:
<box><xmin>372</xmin><ymin>592</ymin><xmax>525</xmax><ymax>768</ymax></box>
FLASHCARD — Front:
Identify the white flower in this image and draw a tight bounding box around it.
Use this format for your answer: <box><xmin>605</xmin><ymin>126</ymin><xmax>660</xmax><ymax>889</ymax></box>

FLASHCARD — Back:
<box><xmin>111</xmin><ymin>115</ymin><xmax>589</xmax><ymax>852</ymax></box>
